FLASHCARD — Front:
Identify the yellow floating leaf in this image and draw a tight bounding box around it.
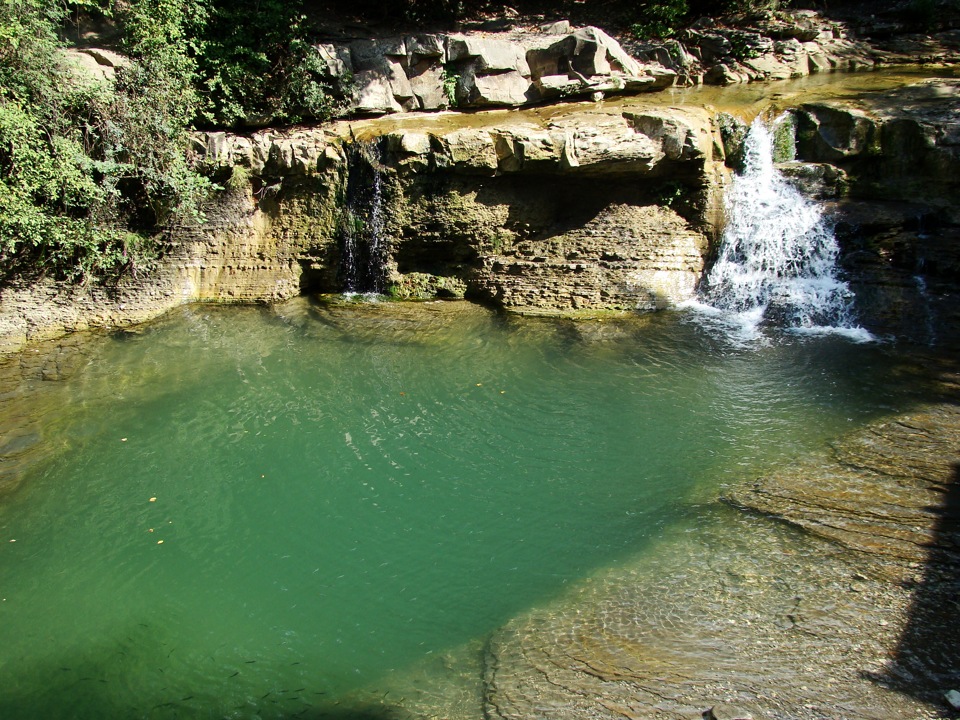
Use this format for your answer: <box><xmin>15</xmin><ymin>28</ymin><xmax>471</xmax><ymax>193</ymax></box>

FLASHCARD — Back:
<box><xmin>157</xmin><ymin>540</ymin><xmax>164</xmax><ymax>545</ymax></box>
<box><xmin>149</xmin><ymin>497</ymin><xmax>157</xmax><ymax>502</ymax></box>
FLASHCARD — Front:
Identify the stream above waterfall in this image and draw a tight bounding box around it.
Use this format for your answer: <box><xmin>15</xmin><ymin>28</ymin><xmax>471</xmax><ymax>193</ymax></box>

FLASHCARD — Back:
<box><xmin>340</xmin><ymin>66</ymin><xmax>960</xmax><ymax>140</ymax></box>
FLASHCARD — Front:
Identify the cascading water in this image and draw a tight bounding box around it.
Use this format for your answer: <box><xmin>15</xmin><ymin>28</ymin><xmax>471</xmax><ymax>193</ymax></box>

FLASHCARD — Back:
<box><xmin>365</xmin><ymin>166</ymin><xmax>387</xmax><ymax>294</ymax></box>
<box><xmin>339</xmin><ymin>140</ymin><xmax>389</xmax><ymax>295</ymax></box>
<box><xmin>696</xmin><ymin>115</ymin><xmax>870</xmax><ymax>341</ymax></box>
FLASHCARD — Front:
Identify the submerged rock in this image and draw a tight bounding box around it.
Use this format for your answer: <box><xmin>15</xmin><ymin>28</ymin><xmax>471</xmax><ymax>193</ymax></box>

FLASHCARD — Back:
<box><xmin>484</xmin><ymin>361</ymin><xmax>960</xmax><ymax>720</ymax></box>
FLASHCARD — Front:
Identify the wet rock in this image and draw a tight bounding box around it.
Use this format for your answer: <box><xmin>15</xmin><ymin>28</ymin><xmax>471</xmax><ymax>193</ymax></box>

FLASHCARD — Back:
<box><xmin>725</xmin><ymin>403</ymin><xmax>960</xmax><ymax>582</ymax></box>
<box><xmin>484</xmin><ymin>501</ymin><xmax>937</xmax><ymax>720</ymax></box>
<box><xmin>717</xmin><ymin>112</ymin><xmax>748</xmax><ymax>169</ymax></box>
<box><xmin>778</xmin><ymin>161</ymin><xmax>847</xmax><ymax>199</ymax></box>
<box><xmin>703</xmin><ymin>705</ymin><xmax>754</xmax><ymax>720</ymax></box>
<box><xmin>795</xmin><ymin>103</ymin><xmax>879</xmax><ymax>161</ymax></box>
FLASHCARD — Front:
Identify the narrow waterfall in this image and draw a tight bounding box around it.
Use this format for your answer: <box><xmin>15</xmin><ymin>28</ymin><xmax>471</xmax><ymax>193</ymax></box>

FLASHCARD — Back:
<box><xmin>339</xmin><ymin>140</ymin><xmax>388</xmax><ymax>295</ymax></box>
<box><xmin>697</xmin><ymin>115</ymin><xmax>869</xmax><ymax>340</ymax></box>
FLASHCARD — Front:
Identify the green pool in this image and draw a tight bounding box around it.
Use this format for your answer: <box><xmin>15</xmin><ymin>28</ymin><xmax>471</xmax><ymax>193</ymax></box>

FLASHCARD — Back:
<box><xmin>0</xmin><ymin>299</ymin><xmax>919</xmax><ymax>719</ymax></box>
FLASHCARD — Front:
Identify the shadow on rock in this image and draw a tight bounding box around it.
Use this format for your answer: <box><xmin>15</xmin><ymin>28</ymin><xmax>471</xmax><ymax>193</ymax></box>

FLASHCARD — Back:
<box><xmin>870</xmin><ymin>462</ymin><xmax>960</xmax><ymax>712</ymax></box>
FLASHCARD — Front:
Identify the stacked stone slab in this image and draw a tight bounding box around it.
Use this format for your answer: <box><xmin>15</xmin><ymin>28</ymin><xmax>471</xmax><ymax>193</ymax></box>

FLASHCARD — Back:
<box><xmin>314</xmin><ymin>25</ymin><xmax>676</xmax><ymax>115</ymax></box>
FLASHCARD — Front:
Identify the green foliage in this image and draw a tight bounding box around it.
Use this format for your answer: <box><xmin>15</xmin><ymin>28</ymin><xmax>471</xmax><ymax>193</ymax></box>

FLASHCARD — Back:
<box><xmin>722</xmin><ymin>0</ymin><xmax>781</xmax><ymax>14</ymax></box>
<box><xmin>441</xmin><ymin>66</ymin><xmax>459</xmax><ymax>107</ymax></box>
<box><xmin>655</xmin><ymin>181</ymin><xmax>685</xmax><ymax>208</ymax></box>
<box><xmin>772</xmin><ymin>114</ymin><xmax>797</xmax><ymax>163</ymax></box>
<box><xmin>0</xmin><ymin>0</ymin><xmax>213</xmax><ymax>283</ymax></box>
<box><xmin>729</xmin><ymin>34</ymin><xmax>761</xmax><ymax>60</ymax></box>
<box><xmin>192</xmin><ymin>1</ymin><xmax>339</xmax><ymax>127</ymax></box>
<box><xmin>631</xmin><ymin>0</ymin><xmax>689</xmax><ymax>39</ymax></box>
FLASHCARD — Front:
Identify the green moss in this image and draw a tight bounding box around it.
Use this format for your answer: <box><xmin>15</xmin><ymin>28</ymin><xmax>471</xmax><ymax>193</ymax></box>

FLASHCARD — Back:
<box><xmin>772</xmin><ymin>114</ymin><xmax>797</xmax><ymax>163</ymax></box>
<box><xmin>388</xmin><ymin>272</ymin><xmax>467</xmax><ymax>300</ymax></box>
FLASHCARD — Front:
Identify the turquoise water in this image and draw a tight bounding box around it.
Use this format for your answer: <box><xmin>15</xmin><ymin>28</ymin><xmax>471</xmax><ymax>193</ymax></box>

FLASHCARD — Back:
<box><xmin>0</xmin><ymin>300</ymin><xmax>916</xmax><ymax>719</ymax></box>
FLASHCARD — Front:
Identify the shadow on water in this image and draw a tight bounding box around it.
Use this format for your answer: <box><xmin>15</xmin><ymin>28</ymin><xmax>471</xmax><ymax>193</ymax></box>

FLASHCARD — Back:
<box><xmin>875</xmin><ymin>461</ymin><xmax>960</xmax><ymax>712</ymax></box>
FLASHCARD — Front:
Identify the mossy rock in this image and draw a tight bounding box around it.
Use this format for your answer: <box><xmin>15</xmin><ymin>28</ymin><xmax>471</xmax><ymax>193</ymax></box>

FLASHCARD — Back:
<box><xmin>388</xmin><ymin>272</ymin><xmax>467</xmax><ymax>300</ymax></box>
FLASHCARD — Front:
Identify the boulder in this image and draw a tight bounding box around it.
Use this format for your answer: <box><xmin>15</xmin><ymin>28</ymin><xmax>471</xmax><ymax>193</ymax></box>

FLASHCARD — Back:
<box><xmin>539</xmin><ymin>20</ymin><xmax>572</xmax><ymax>35</ymax></box>
<box><xmin>795</xmin><ymin>103</ymin><xmax>879</xmax><ymax>161</ymax></box>
<box><xmin>946</xmin><ymin>690</ymin><xmax>960</xmax><ymax>712</ymax></box>
<box><xmin>535</xmin><ymin>74</ymin><xmax>584</xmax><ymax>98</ymax></box>
<box><xmin>408</xmin><ymin>61</ymin><xmax>448</xmax><ymax>110</ymax></box>
<box><xmin>62</xmin><ymin>48</ymin><xmax>116</xmax><ymax>87</ymax></box>
<box><xmin>703</xmin><ymin>705</ymin><xmax>755</xmax><ymax>720</ymax></box>
<box><xmin>350</xmin><ymin>40</ymin><xmax>416</xmax><ymax>114</ymax></box>
<box><xmin>625</xmin><ymin>108</ymin><xmax>715</xmax><ymax>161</ymax></box>
<box><xmin>460</xmin><ymin>69</ymin><xmax>532</xmax><ymax>107</ymax></box>
<box><xmin>79</xmin><ymin>47</ymin><xmax>129</xmax><ymax>69</ymax></box>
<box><xmin>446</xmin><ymin>35</ymin><xmax>530</xmax><ymax>75</ymax></box>
<box><xmin>405</xmin><ymin>34</ymin><xmax>445</xmax><ymax>60</ymax></box>
<box><xmin>492</xmin><ymin>126</ymin><xmax>562</xmax><ymax>172</ymax></box>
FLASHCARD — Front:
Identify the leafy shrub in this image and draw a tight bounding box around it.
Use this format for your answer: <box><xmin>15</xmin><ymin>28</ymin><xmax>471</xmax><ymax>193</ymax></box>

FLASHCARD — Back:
<box><xmin>191</xmin><ymin>1</ymin><xmax>340</xmax><ymax>127</ymax></box>
<box><xmin>0</xmin><ymin>0</ymin><xmax>213</xmax><ymax>283</ymax></box>
<box><xmin>441</xmin><ymin>66</ymin><xmax>459</xmax><ymax>107</ymax></box>
<box><xmin>631</xmin><ymin>0</ymin><xmax>690</xmax><ymax>40</ymax></box>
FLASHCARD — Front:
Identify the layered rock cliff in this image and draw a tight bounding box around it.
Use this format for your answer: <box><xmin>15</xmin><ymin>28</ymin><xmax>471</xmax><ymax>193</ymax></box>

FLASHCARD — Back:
<box><xmin>2</xmin><ymin>12</ymin><xmax>960</xmax><ymax>353</ymax></box>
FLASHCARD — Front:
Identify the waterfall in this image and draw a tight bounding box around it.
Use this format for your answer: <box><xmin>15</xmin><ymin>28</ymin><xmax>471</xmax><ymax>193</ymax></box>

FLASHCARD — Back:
<box><xmin>339</xmin><ymin>140</ymin><xmax>388</xmax><ymax>295</ymax></box>
<box><xmin>696</xmin><ymin>115</ymin><xmax>871</xmax><ymax>341</ymax></box>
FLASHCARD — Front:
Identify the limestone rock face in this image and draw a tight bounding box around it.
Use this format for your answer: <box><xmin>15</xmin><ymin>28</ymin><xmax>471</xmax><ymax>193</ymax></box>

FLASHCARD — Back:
<box><xmin>795</xmin><ymin>103</ymin><xmax>879</xmax><ymax>161</ymax></box>
<box><xmin>174</xmin><ymin>104</ymin><xmax>722</xmax><ymax>319</ymax></box>
<box><xmin>312</xmin><ymin>24</ymin><xmax>674</xmax><ymax>115</ymax></box>
<box><xmin>471</xmin><ymin>203</ymin><xmax>707</xmax><ymax>314</ymax></box>
<box><xmin>350</xmin><ymin>39</ymin><xmax>416</xmax><ymax>114</ymax></box>
<box><xmin>61</xmin><ymin>47</ymin><xmax>130</xmax><ymax>88</ymax></box>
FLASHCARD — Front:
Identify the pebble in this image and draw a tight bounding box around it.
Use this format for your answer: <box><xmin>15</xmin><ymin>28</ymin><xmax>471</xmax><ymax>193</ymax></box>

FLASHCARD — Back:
<box><xmin>945</xmin><ymin>689</ymin><xmax>960</xmax><ymax>711</ymax></box>
<box><xmin>703</xmin><ymin>704</ymin><xmax>754</xmax><ymax>720</ymax></box>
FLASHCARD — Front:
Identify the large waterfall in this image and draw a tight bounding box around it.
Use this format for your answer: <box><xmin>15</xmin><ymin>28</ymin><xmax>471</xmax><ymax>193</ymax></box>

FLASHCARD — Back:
<box><xmin>695</xmin><ymin>115</ymin><xmax>870</xmax><ymax>341</ymax></box>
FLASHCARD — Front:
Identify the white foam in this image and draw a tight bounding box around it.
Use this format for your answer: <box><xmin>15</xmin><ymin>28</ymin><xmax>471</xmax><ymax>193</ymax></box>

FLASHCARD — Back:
<box><xmin>694</xmin><ymin>115</ymin><xmax>866</xmax><ymax>342</ymax></box>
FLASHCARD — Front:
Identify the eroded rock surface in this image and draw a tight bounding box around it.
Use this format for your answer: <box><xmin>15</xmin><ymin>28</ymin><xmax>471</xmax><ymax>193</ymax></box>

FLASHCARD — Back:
<box><xmin>484</xmin><ymin>363</ymin><xmax>960</xmax><ymax>720</ymax></box>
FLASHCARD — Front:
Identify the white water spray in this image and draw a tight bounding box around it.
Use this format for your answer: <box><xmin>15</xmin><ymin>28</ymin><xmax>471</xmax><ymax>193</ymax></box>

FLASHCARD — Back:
<box><xmin>696</xmin><ymin>115</ymin><xmax>870</xmax><ymax>341</ymax></box>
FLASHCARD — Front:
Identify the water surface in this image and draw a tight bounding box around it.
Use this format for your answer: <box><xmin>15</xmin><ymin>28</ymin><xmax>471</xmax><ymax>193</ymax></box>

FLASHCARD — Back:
<box><xmin>0</xmin><ymin>300</ymin><xmax>924</xmax><ymax>719</ymax></box>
